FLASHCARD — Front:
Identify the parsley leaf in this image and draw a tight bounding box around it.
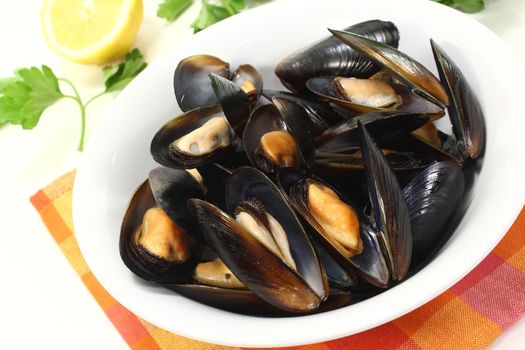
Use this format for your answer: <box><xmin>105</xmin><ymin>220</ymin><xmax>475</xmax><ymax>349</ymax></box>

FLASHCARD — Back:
<box><xmin>157</xmin><ymin>0</ymin><xmax>193</xmax><ymax>21</ymax></box>
<box><xmin>103</xmin><ymin>48</ymin><xmax>147</xmax><ymax>93</ymax></box>
<box><xmin>0</xmin><ymin>66</ymin><xmax>63</xmax><ymax>129</ymax></box>
<box><xmin>191</xmin><ymin>0</ymin><xmax>232</xmax><ymax>32</ymax></box>
<box><xmin>220</xmin><ymin>0</ymin><xmax>245</xmax><ymax>15</ymax></box>
<box><xmin>433</xmin><ymin>0</ymin><xmax>484</xmax><ymax>13</ymax></box>
<box><xmin>0</xmin><ymin>77</ymin><xmax>21</xmax><ymax>94</ymax></box>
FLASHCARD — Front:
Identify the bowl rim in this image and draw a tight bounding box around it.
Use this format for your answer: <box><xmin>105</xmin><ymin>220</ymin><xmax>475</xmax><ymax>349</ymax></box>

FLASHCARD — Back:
<box><xmin>73</xmin><ymin>0</ymin><xmax>525</xmax><ymax>347</ymax></box>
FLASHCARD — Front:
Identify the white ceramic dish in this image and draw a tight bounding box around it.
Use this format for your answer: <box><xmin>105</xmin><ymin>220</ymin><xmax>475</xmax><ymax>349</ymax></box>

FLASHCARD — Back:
<box><xmin>73</xmin><ymin>0</ymin><xmax>525</xmax><ymax>347</ymax></box>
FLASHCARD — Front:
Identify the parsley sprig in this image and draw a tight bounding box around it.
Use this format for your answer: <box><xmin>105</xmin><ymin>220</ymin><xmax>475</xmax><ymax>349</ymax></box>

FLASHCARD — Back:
<box><xmin>158</xmin><ymin>0</ymin><xmax>269</xmax><ymax>32</ymax></box>
<box><xmin>0</xmin><ymin>48</ymin><xmax>147</xmax><ymax>151</ymax></box>
<box><xmin>432</xmin><ymin>0</ymin><xmax>484</xmax><ymax>13</ymax></box>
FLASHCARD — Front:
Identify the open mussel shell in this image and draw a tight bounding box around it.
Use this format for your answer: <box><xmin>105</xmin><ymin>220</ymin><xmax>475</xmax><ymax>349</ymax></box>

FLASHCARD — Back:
<box><xmin>329</xmin><ymin>29</ymin><xmax>449</xmax><ymax>107</ymax></box>
<box><xmin>243</xmin><ymin>104</ymin><xmax>310</xmax><ymax>176</ymax></box>
<box><xmin>307</xmin><ymin>76</ymin><xmax>445</xmax><ymax>119</ymax></box>
<box><xmin>151</xmin><ymin>105</ymin><xmax>237</xmax><ymax>169</ymax></box>
<box><xmin>402</xmin><ymin>161</ymin><xmax>464</xmax><ymax>266</ymax></box>
<box><xmin>359</xmin><ymin>121</ymin><xmax>412</xmax><ymax>281</ymax></box>
<box><xmin>188</xmin><ymin>198</ymin><xmax>326</xmax><ymax>313</ymax></box>
<box><xmin>431</xmin><ymin>40</ymin><xmax>486</xmax><ymax>160</ymax></box>
<box><xmin>226</xmin><ymin>167</ymin><xmax>328</xmax><ymax>298</ymax></box>
<box><xmin>120</xmin><ymin>169</ymin><xmax>204</xmax><ymax>284</ymax></box>
<box><xmin>278</xmin><ymin>168</ymin><xmax>390</xmax><ymax>288</ymax></box>
<box><xmin>174</xmin><ymin>55</ymin><xmax>229</xmax><ymax>111</ymax></box>
<box><xmin>209</xmin><ymin>73</ymin><xmax>252</xmax><ymax>136</ymax></box>
<box><xmin>231</xmin><ymin>64</ymin><xmax>263</xmax><ymax>103</ymax></box>
<box><xmin>316</xmin><ymin>111</ymin><xmax>430</xmax><ymax>154</ymax></box>
<box><xmin>275</xmin><ymin>20</ymin><xmax>400</xmax><ymax>93</ymax></box>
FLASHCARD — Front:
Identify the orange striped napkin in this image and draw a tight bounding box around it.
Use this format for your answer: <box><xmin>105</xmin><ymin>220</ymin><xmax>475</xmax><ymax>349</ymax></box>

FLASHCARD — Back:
<box><xmin>31</xmin><ymin>171</ymin><xmax>525</xmax><ymax>350</ymax></box>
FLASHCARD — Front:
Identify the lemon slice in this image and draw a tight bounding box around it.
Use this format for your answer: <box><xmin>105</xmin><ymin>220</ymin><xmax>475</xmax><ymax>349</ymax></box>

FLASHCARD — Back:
<box><xmin>41</xmin><ymin>0</ymin><xmax>143</xmax><ymax>64</ymax></box>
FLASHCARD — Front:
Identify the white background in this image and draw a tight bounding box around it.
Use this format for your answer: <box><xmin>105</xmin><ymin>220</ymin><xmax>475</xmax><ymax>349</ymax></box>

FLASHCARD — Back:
<box><xmin>0</xmin><ymin>0</ymin><xmax>524</xmax><ymax>348</ymax></box>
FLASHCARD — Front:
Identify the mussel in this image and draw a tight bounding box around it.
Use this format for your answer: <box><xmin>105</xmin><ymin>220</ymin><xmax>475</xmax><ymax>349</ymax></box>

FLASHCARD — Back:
<box><xmin>329</xmin><ymin>29</ymin><xmax>449</xmax><ymax>107</ymax></box>
<box><xmin>174</xmin><ymin>55</ymin><xmax>230</xmax><ymax>111</ymax></box>
<box><xmin>275</xmin><ymin>20</ymin><xmax>400</xmax><ymax>93</ymax></box>
<box><xmin>306</xmin><ymin>75</ymin><xmax>445</xmax><ymax>118</ymax></box>
<box><xmin>402</xmin><ymin>161</ymin><xmax>465</xmax><ymax>267</ymax></box>
<box><xmin>243</xmin><ymin>103</ymin><xmax>313</xmax><ymax>176</ymax></box>
<box><xmin>151</xmin><ymin>105</ymin><xmax>238</xmax><ymax>169</ymax></box>
<box><xmin>431</xmin><ymin>40</ymin><xmax>486</xmax><ymax>160</ymax></box>
<box><xmin>188</xmin><ymin>167</ymin><xmax>328</xmax><ymax>313</ymax></box>
<box><xmin>119</xmin><ymin>167</ymin><xmax>204</xmax><ymax>283</ymax></box>
<box><xmin>153</xmin><ymin>69</ymin><xmax>256</xmax><ymax>169</ymax></box>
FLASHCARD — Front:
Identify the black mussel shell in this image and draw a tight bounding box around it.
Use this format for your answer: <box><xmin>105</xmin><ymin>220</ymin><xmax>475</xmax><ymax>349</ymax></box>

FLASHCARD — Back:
<box><xmin>231</xmin><ymin>64</ymin><xmax>263</xmax><ymax>103</ymax></box>
<box><xmin>225</xmin><ymin>167</ymin><xmax>328</xmax><ymax>301</ymax></box>
<box><xmin>151</xmin><ymin>105</ymin><xmax>237</xmax><ymax>169</ymax></box>
<box><xmin>120</xmin><ymin>171</ymin><xmax>203</xmax><ymax>284</ymax></box>
<box><xmin>174</xmin><ymin>55</ymin><xmax>229</xmax><ymax>111</ymax></box>
<box><xmin>330</xmin><ymin>29</ymin><xmax>449</xmax><ymax>107</ymax></box>
<box><xmin>243</xmin><ymin>104</ymin><xmax>309</xmax><ymax>176</ymax></box>
<box><xmin>402</xmin><ymin>161</ymin><xmax>464</xmax><ymax>266</ymax></box>
<box><xmin>307</xmin><ymin>76</ymin><xmax>445</xmax><ymax>119</ymax></box>
<box><xmin>275</xmin><ymin>20</ymin><xmax>400</xmax><ymax>93</ymax></box>
<box><xmin>431</xmin><ymin>39</ymin><xmax>486</xmax><ymax>160</ymax></box>
<box><xmin>209</xmin><ymin>73</ymin><xmax>252</xmax><ymax>136</ymax></box>
<box><xmin>278</xmin><ymin>168</ymin><xmax>390</xmax><ymax>288</ymax></box>
<box><xmin>359</xmin><ymin>121</ymin><xmax>412</xmax><ymax>281</ymax></box>
<box><xmin>188</xmin><ymin>197</ymin><xmax>325</xmax><ymax>313</ymax></box>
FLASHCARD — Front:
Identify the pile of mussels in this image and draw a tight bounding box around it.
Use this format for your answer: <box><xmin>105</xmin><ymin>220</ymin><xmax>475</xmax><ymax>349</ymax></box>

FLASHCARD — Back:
<box><xmin>120</xmin><ymin>20</ymin><xmax>485</xmax><ymax>315</ymax></box>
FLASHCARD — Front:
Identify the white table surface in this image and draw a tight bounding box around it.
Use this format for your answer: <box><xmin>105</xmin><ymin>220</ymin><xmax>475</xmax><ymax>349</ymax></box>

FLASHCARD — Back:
<box><xmin>1</xmin><ymin>0</ymin><xmax>524</xmax><ymax>349</ymax></box>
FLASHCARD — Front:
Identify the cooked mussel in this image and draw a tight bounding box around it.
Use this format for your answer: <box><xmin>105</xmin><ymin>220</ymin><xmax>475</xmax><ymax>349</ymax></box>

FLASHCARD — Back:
<box><xmin>243</xmin><ymin>104</ymin><xmax>310</xmax><ymax>176</ymax></box>
<box><xmin>431</xmin><ymin>40</ymin><xmax>486</xmax><ymax>160</ymax></box>
<box><xmin>329</xmin><ymin>29</ymin><xmax>449</xmax><ymax>107</ymax></box>
<box><xmin>359</xmin><ymin>121</ymin><xmax>412</xmax><ymax>281</ymax></box>
<box><xmin>188</xmin><ymin>167</ymin><xmax>327</xmax><ymax>313</ymax></box>
<box><xmin>120</xmin><ymin>167</ymin><xmax>204</xmax><ymax>283</ymax></box>
<box><xmin>278</xmin><ymin>168</ymin><xmax>390</xmax><ymax>288</ymax></box>
<box><xmin>174</xmin><ymin>55</ymin><xmax>229</xmax><ymax>111</ymax></box>
<box><xmin>307</xmin><ymin>76</ymin><xmax>445</xmax><ymax>118</ymax></box>
<box><xmin>275</xmin><ymin>20</ymin><xmax>400</xmax><ymax>93</ymax></box>
<box><xmin>151</xmin><ymin>105</ymin><xmax>236</xmax><ymax>169</ymax></box>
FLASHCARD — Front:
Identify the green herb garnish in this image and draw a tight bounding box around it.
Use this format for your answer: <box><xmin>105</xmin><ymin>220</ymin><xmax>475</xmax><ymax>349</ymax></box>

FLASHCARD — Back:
<box><xmin>433</xmin><ymin>0</ymin><xmax>484</xmax><ymax>13</ymax></box>
<box><xmin>158</xmin><ymin>0</ymin><xmax>256</xmax><ymax>32</ymax></box>
<box><xmin>0</xmin><ymin>48</ymin><xmax>147</xmax><ymax>151</ymax></box>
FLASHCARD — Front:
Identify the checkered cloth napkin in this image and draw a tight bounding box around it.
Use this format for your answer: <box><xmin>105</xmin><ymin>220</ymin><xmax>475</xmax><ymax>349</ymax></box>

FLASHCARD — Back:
<box><xmin>31</xmin><ymin>171</ymin><xmax>525</xmax><ymax>350</ymax></box>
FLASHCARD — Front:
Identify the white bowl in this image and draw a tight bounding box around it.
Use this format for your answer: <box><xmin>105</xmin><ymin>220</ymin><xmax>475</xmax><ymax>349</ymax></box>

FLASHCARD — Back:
<box><xmin>73</xmin><ymin>0</ymin><xmax>525</xmax><ymax>347</ymax></box>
